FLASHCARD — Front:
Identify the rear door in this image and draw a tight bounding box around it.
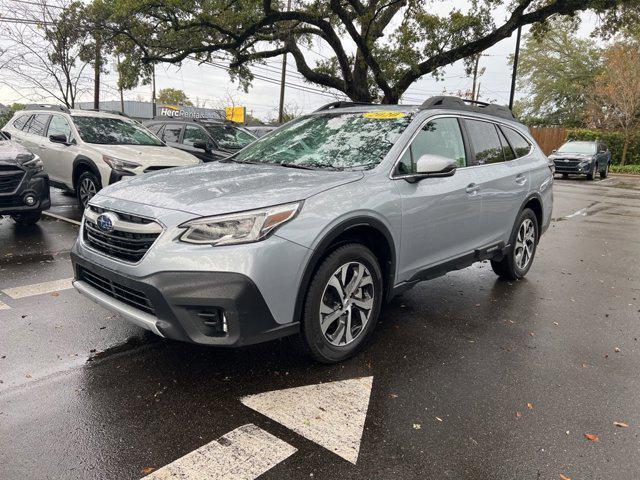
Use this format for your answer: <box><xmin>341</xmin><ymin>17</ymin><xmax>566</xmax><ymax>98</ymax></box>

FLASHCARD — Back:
<box><xmin>463</xmin><ymin>119</ymin><xmax>531</xmax><ymax>248</ymax></box>
<box><xmin>395</xmin><ymin>116</ymin><xmax>482</xmax><ymax>281</ymax></box>
<box><xmin>20</xmin><ymin>114</ymin><xmax>50</xmax><ymax>160</ymax></box>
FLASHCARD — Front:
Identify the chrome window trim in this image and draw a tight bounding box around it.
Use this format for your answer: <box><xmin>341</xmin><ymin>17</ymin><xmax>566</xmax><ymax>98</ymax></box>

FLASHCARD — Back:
<box><xmin>389</xmin><ymin>113</ymin><xmax>536</xmax><ymax>180</ymax></box>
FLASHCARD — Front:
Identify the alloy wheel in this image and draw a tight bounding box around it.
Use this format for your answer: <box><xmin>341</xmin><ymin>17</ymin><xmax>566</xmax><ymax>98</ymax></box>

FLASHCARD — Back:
<box><xmin>79</xmin><ymin>178</ymin><xmax>97</xmax><ymax>207</ymax></box>
<box><xmin>514</xmin><ymin>218</ymin><xmax>535</xmax><ymax>270</ymax></box>
<box><xmin>319</xmin><ymin>262</ymin><xmax>375</xmax><ymax>347</ymax></box>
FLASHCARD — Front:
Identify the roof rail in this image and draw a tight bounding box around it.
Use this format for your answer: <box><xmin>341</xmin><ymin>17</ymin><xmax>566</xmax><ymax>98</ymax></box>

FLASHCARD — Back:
<box><xmin>314</xmin><ymin>101</ymin><xmax>376</xmax><ymax>112</ymax></box>
<box><xmin>77</xmin><ymin>108</ymin><xmax>131</xmax><ymax>118</ymax></box>
<box><xmin>24</xmin><ymin>104</ymin><xmax>70</xmax><ymax>113</ymax></box>
<box><xmin>419</xmin><ymin>96</ymin><xmax>515</xmax><ymax>121</ymax></box>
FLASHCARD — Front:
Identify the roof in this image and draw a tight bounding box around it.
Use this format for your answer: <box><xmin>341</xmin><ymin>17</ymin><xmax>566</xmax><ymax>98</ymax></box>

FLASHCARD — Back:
<box><xmin>21</xmin><ymin>104</ymin><xmax>134</xmax><ymax>120</ymax></box>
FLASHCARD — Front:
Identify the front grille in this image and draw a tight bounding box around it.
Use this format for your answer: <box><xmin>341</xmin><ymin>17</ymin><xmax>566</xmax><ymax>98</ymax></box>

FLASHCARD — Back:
<box><xmin>0</xmin><ymin>167</ymin><xmax>24</xmax><ymax>194</ymax></box>
<box><xmin>553</xmin><ymin>159</ymin><xmax>581</xmax><ymax>172</ymax></box>
<box><xmin>79</xmin><ymin>267</ymin><xmax>155</xmax><ymax>315</ymax></box>
<box><xmin>83</xmin><ymin>208</ymin><xmax>161</xmax><ymax>263</ymax></box>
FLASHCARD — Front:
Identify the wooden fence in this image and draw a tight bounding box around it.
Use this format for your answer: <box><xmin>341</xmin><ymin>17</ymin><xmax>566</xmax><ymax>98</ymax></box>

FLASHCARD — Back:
<box><xmin>529</xmin><ymin>127</ymin><xmax>567</xmax><ymax>155</ymax></box>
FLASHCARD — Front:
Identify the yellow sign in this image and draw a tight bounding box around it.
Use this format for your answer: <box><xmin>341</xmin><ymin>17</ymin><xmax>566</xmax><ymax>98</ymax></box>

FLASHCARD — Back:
<box><xmin>362</xmin><ymin>111</ymin><xmax>406</xmax><ymax>119</ymax></box>
<box><xmin>226</xmin><ymin>106</ymin><xmax>246</xmax><ymax>123</ymax></box>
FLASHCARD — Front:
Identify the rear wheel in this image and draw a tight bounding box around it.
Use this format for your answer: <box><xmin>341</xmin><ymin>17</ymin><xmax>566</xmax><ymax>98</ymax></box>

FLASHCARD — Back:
<box><xmin>491</xmin><ymin>208</ymin><xmax>538</xmax><ymax>280</ymax></box>
<box><xmin>299</xmin><ymin>244</ymin><xmax>383</xmax><ymax>363</ymax></box>
<box><xmin>11</xmin><ymin>212</ymin><xmax>41</xmax><ymax>226</ymax></box>
<box><xmin>76</xmin><ymin>171</ymin><xmax>101</xmax><ymax>208</ymax></box>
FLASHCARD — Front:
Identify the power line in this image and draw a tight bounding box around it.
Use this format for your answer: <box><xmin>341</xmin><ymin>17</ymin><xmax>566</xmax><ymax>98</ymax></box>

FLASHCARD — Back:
<box><xmin>5</xmin><ymin>0</ymin><xmax>64</xmax><ymax>9</ymax></box>
<box><xmin>0</xmin><ymin>16</ymin><xmax>53</xmax><ymax>25</ymax></box>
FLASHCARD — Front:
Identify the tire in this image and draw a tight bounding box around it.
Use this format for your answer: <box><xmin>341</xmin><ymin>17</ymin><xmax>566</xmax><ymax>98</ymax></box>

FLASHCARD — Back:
<box><xmin>600</xmin><ymin>162</ymin><xmax>609</xmax><ymax>179</ymax></box>
<box><xmin>76</xmin><ymin>171</ymin><xmax>101</xmax><ymax>208</ymax></box>
<box><xmin>298</xmin><ymin>243</ymin><xmax>383</xmax><ymax>363</ymax></box>
<box><xmin>11</xmin><ymin>212</ymin><xmax>41</xmax><ymax>226</ymax></box>
<box><xmin>562</xmin><ymin>173</ymin><xmax>569</xmax><ymax>179</ymax></box>
<box><xmin>491</xmin><ymin>208</ymin><xmax>539</xmax><ymax>281</ymax></box>
<box><xmin>586</xmin><ymin>162</ymin><xmax>596</xmax><ymax>181</ymax></box>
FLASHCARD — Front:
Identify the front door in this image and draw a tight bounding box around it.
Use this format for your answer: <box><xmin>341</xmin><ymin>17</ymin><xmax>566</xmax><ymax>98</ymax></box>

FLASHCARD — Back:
<box><xmin>395</xmin><ymin>116</ymin><xmax>482</xmax><ymax>283</ymax></box>
<box><xmin>44</xmin><ymin>114</ymin><xmax>78</xmax><ymax>187</ymax></box>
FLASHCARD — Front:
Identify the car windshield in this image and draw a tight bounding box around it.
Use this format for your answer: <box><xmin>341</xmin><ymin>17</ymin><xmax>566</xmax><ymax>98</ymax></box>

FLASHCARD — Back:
<box><xmin>204</xmin><ymin>124</ymin><xmax>256</xmax><ymax>149</ymax></box>
<box><xmin>557</xmin><ymin>141</ymin><xmax>597</xmax><ymax>154</ymax></box>
<box><xmin>72</xmin><ymin>116</ymin><xmax>164</xmax><ymax>146</ymax></box>
<box><xmin>232</xmin><ymin>111</ymin><xmax>413</xmax><ymax>170</ymax></box>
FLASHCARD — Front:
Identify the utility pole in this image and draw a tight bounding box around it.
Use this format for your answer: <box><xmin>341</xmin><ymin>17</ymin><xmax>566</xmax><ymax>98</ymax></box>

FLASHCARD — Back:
<box><xmin>277</xmin><ymin>0</ymin><xmax>292</xmax><ymax>124</ymax></box>
<box><xmin>117</xmin><ymin>55</ymin><xmax>124</xmax><ymax>113</ymax></box>
<box><xmin>93</xmin><ymin>37</ymin><xmax>101</xmax><ymax>110</ymax></box>
<box><xmin>151</xmin><ymin>63</ymin><xmax>156</xmax><ymax>117</ymax></box>
<box><xmin>471</xmin><ymin>54</ymin><xmax>480</xmax><ymax>101</ymax></box>
<box><xmin>509</xmin><ymin>26</ymin><xmax>522</xmax><ymax>110</ymax></box>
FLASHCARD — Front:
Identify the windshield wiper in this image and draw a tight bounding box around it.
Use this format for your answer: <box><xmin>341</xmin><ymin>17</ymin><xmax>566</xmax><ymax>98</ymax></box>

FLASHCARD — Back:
<box><xmin>279</xmin><ymin>162</ymin><xmax>343</xmax><ymax>171</ymax></box>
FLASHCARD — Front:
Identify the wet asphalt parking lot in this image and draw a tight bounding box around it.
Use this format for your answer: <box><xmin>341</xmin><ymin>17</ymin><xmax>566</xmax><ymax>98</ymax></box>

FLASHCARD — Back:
<box><xmin>1</xmin><ymin>176</ymin><xmax>639</xmax><ymax>480</ymax></box>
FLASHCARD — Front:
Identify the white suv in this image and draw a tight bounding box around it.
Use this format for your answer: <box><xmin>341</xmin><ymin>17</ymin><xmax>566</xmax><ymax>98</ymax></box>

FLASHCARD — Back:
<box><xmin>3</xmin><ymin>105</ymin><xmax>201</xmax><ymax>207</ymax></box>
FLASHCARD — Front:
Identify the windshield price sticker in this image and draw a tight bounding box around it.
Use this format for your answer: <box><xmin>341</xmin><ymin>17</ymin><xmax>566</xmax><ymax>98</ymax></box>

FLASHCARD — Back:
<box><xmin>363</xmin><ymin>111</ymin><xmax>406</xmax><ymax>119</ymax></box>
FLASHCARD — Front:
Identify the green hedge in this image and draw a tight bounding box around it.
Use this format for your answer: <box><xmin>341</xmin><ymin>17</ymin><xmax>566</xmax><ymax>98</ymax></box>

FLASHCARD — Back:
<box><xmin>566</xmin><ymin>129</ymin><xmax>640</xmax><ymax>165</ymax></box>
<box><xmin>610</xmin><ymin>164</ymin><xmax>640</xmax><ymax>175</ymax></box>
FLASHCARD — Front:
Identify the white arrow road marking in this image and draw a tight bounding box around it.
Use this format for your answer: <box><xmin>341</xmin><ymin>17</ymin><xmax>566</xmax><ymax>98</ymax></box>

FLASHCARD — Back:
<box><xmin>0</xmin><ymin>299</ymin><xmax>10</xmax><ymax>310</ymax></box>
<box><xmin>2</xmin><ymin>278</ymin><xmax>74</xmax><ymax>299</ymax></box>
<box><xmin>241</xmin><ymin>376</ymin><xmax>373</xmax><ymax>464</ymax></box>
<box><xmin>566</xmin><ymin>208</ymin><xmax>588</xmax><ymax>219</ymax></box>
<box><xmin>142</xmin><ymin>424</ymin><xmax>296</xmax><ymax>480</ymax></box>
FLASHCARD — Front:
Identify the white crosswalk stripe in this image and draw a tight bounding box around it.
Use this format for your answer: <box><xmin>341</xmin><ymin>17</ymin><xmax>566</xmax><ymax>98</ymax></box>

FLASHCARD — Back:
<box><xmin>2</xmin><ymin>278</ymin><xmax>74</xmax><ymax>299</ymax></box>
<box><xmin>143</xmin><ymin>424</ymin><xmax>296</xmax><ymax>480</ymax></box>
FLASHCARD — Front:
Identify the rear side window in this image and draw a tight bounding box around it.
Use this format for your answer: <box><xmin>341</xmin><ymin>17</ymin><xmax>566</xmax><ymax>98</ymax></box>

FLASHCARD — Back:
<box><xmin>464</xmin><ymin>119</ymin><xmax>504</xmax><ymax>165</ymax></box>
<box><xmin>162</xmin><ymin>124</ymin><xmax>183</xmax><ymax>143</ymax></box>
<box><xmin>26</xmin><ymin>114</ymin><xmax>50</xmax><ymax>136</ymax></box>
<box><xmin>497</xmin><ymin>128</ymin><xmax>515</xmax><ymax>161</ymax></box>
<box><xmin>13</xmin><ymin>114</ymin><xmax>31</xmax><ymax>130</ymax></box>
<box><xmin>502</xmin><ymin>127</ymin><xmax>532</xmax><ymax>158</ymax></box>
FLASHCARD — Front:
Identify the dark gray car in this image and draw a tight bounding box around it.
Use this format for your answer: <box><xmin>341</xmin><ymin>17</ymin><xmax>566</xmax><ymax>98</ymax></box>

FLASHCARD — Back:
<box><xmin>72</xmin><ymin>97</ymin><xmax>553</xmax><ymax>363</ymax></box>
<box><xmin>549</xmin><ymin>140</ymin><xmax>611</xmax><ymax>180</ymax></box>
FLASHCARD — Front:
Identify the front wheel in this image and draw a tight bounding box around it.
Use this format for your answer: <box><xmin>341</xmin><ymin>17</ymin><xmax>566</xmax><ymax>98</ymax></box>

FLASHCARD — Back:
<box><xmin>491</xmin><ymin>208</ymin><xmax>539</xmax><ymax>280</ymax></box>
<box><xmin>76</xmin><ymin>171</ymin><xmax>101</xmax><ymax>208</ymax></box>
<box><xmin>299</xmin><ymin>244</ymin><xmax>383</xmax><ymax>363</ymax></box>
<box><xmin>586</xmin><ymin>162</ymin><xmax>597</xmax><ymax>181</ymax></box>
<box><xmin>11</xmin><ymin>212</ymin><xmax>41</xmax><ymax>226</ymax></box>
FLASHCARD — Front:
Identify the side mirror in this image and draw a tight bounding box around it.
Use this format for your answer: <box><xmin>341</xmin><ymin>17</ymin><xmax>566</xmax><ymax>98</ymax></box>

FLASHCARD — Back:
<box><xmin>552</xmin><ymin>149</ymin><xmax>557</xmax><ymax>154</ymax></box>
<box><xmin>413</xmin><ymin>154</ymin><xmax>458</xmax><ymax>178</ymax></box>
<box><xmin>193</xmin><ymin>140</ymin><xmax>213</xmax><ymax>151</ymax></box>
<box><xmin>49</xmin><ymin>134</ymin><xmax>70</xmax><ymax>145</ymax></box>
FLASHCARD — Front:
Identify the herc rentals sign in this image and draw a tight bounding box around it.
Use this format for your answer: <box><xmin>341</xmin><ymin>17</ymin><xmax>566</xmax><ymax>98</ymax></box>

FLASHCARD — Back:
<box><xmin>158</xmin><ymin>105</ymin><xmax>210</xmax><ymax>119</ymax></box>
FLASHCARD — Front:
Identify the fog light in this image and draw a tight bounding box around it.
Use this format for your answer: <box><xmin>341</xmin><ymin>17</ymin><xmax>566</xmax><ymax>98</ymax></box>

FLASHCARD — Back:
<box><xmin>24</xmin><ymin>194</ymin><xmax>37</xmax><ymax>206</ymax></box>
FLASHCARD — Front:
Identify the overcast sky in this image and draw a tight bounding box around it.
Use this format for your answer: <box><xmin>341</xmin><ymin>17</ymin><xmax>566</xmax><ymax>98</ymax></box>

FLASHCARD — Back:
<box><xmin>0</xmin><ymin>3</ymin><xmax>602</xmax><ymax>121</ymax></box>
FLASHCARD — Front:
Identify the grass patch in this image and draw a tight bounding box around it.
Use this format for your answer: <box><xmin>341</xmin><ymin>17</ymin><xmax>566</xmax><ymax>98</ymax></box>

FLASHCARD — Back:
<box><xmin>610</xmin><ymin>164</ymin><xmax>640</xmax><ymax>175</ymax></box>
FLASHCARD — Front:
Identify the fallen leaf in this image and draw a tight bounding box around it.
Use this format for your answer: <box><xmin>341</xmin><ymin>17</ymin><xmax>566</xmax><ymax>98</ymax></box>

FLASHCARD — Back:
<box><xmin>529</xmin><ymin>332</ymin><xmax>535</xmax><ymax>337</ymax></box>
<box><xmin>51</xmin><ymin>292</ymin><xmax>60</xmax><ymax>297</ymax></box>
<box><xmin>389</xmin><ymin>393</ymin><xmax>398</xmax><ymax>398</ymax></box>
<box><xmin>516</xmin><ymin>411</ymin><xmax>522</xmax><ymax>418</ymax></box>
<box><xmin>581</xmin><ymin>363</ymin><xmax>588</xmax><ymax>368</ymax></box>
<box><xmin>584</xmin><ymin>433</ymin><xmax>599</xmax><ymax>441</ymax></box>
<box><xmin>25</xmin><ymin>374</ymin><xmax>32</xmax><ymax>379</ymax></box>
<box><xmin>527</xmin><ymin>402</ymin><xmax>534</xmax><ymax>409</ymax></box>
<box><xmin>413</xmin><ymin>423</ymin><xmax>421</xmax><ymax>430</ymax></box>
<box><xmin>435</xmin><ymin>417</ymin><xmax>443</xmax><ymax>422</ymax></box>
<box><xmin>141</xmin><ymin>467</ymin><xmax>155</xmax><ymax>474</ymax></box>
<box><xmin>614</xmin><ymin>347</ymin><xmax>621</xmax><ymax>353</ymax></box>
<box><xmin>613</xmin><ymin>421</ymin><xmax>629</xmax><ymax>428</ymax></box>
<box><xmin>560</xmin><ymin>474</ymin><xmax>571</xmax><ymax>480</ymax></box>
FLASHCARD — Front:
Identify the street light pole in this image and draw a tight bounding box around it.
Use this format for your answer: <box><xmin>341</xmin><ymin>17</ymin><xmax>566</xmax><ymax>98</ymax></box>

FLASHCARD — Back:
<box><xmin>509</xmin><ymin>26</ymin><xmax>522</xmax><ymax>111</ymax></box>
<box><xmin>277</xmin><ymin>0</ymin><xmax>292</xmax><ymax>124</ymax></box>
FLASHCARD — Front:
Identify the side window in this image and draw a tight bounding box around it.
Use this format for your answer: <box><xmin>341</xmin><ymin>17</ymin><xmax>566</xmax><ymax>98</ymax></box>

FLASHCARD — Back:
<box><xmin>13</xmin><ymin>114</ymin><xmax>31</xmax><ymax>131</ymax></box>
<box><xmin>396</xmin><ymin>117</ymin><xmax>466</xmax><ymax>174</ymax></box>
<box><xmin>183</xmin><ymin>125</ymin><xmax>210</xmax><ymax>146</ymax></box>
<box><xmin>497</xmin><ymin>128</ymin><xmax>515</xmax><ymax>161</ymax></box>
<box><xmin>162</xmin><ymin>124</ymin><xmax>183</xmax><ymax>143</ymax></box>
<box><xmin>26</xmin><ymin>114</ymin><xmax>50</xmax><ymax>136</ymax></box>
<box><xmin>47</xmin><ymin>115</ymin><xmax>73</xmax><ymax>142</ymax></box>
<box><xmin>464</xmin><ymin>119</ymin><xmax>504</xmax><ymax>165</ymax></box>
<box><xmin>502</xmin><ymin>127</ymin><xmax>532</xmax><ymax>159</ymax></box>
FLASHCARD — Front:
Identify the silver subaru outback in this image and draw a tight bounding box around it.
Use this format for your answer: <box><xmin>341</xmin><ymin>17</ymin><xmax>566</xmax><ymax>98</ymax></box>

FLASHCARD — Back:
<box><xmin>71</xmin><ymin>96</ymin><xmax>553</xmax><ymax>363</ymax></box>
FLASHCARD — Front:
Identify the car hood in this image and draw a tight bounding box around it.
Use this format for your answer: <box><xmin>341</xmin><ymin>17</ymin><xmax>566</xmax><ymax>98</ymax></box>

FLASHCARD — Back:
<box><xmin>0</xmin><ymin>138</ymin><xmax>31</xmax><ymax>165</ymax></box>
<box><xmin>97</xmin><ymin>161</ymin><xmax>364</xmax><ymax>216</ymax></box>
<box><xmin>89</xmin><ymin>144</ymin><xmax>200</xmax><ymax>166</ymax></box>
<box><xmin>549</xmin><ymin>152</ymin><xmax>595</xmax><ymax>160</ymax></box>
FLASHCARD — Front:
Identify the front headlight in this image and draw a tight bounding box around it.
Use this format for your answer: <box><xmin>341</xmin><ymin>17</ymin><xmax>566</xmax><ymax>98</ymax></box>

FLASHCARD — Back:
<box><xmin>17</xmin><ymin>153</ymin><xmax>43</xmax><ymax>172</ymax></box>
<box><xmin>103</xmin><ymin>155</ymin><xmax>141</xmax><ymax>171</ymax></box>
<box><xmin>179</xmin><ymin>202</ymin><xmax>302</xmax><ymax>246</ymax></box>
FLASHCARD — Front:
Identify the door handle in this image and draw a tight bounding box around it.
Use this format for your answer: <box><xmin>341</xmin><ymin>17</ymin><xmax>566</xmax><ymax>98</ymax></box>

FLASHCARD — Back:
<box><xmin>465</xmin><ymin>183</ymin><xmax>480</xmax><ymax>194</ymax></box>
<box><xmin>515</xmin><ymin>174</ymin><xmax>527</xmax><ymax>185</ymax></box>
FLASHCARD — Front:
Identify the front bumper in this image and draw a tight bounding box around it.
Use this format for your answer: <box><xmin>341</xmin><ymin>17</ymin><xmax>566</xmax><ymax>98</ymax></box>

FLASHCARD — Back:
<box><xmin>552</xmin><ymin>159</ymin><xmax>593</xmax><ymax>174</ymax></box>
<box><xmin>0</xmin><ymin>171</ymin><xmax>50</xmax><ymax>215</ymax></box>
<box><xmin>71</xmin><ymin>252</ymin><xmax>299</xmax><ymax>346</ymax></box>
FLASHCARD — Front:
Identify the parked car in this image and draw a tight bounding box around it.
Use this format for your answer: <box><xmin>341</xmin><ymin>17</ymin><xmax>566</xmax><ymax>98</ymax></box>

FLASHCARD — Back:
<box><xmin>2</xmin><ymin>105</ymin><xmax>201</xmax><ymax>208</ymax></box>
<box><xmin>71</xmin><ymin>96</ymin><xmax>553</xmax><ymax>363</ymax></box>
<box><xmin>246</xmin><ymin>125</ymin><xmax>277</xmax><ymax>138</ymax></box>
<box><xmin>144</xmin><ymin>117</ymin><xmax>257</xmax><ymax>162</ymax></box>
<box><xmin>0</xmin><ymin>131</ymin><xmax>50</xmax><ymax>225</ymax></box>
<box><xmin>549</xmin><ymin>140</ymin><xmax>611</xmax><ymax>180</ymax></box>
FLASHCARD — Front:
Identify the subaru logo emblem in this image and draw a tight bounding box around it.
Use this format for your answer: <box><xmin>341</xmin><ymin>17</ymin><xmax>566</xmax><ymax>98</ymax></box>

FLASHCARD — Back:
<box><xmin>96</xmin><ymin>212</ymin><xmax>118</xmax><ymax>233</ymax></box>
